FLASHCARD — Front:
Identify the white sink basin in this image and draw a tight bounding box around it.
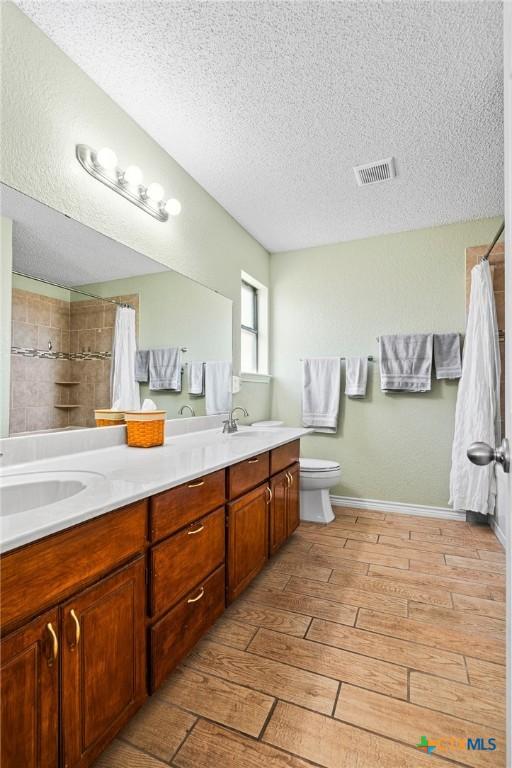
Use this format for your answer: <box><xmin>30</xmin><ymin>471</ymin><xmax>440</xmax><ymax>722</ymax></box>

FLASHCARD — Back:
<box><xmin>0</xmin><ymin>471</ymin><xmax>105</xmax><ymax>516</ymax></box>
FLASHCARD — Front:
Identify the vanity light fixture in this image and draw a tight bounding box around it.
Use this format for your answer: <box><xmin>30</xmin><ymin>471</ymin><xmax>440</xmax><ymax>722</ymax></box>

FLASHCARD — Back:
<box><xmin>76</xmin><ymin>144</ymin><xmax>182</xmax><ymax>222</ymax></box>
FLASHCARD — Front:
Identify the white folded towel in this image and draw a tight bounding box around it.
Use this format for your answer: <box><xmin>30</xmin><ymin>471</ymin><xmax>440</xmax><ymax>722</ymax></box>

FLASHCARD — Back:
<box><xmin>434</xmin><ymin>333</ymin><xmax>461</xmax><ymax>379</ymax></box>
<box><xmin>379</xmin><ymin>334</ymin><xmax>433</xmax><ymax>392</ymax></box>
<box><xmin>149</xmin><ymin>347</ymin><xmax>182</xmax><ymax>391</ymax></box>
<box><xmin>302</xmin><ymin>357</ymin><xmax>341</xmax><ymax>433</ymax></box>
<box><xmin>205</xmin><ymin>361</ymin><xmax>233</xmax><ymax>415</ymax></box>
<box><xmin>345</xmin><ymin>357</ymin><xmax>368</xmax><ymax>398</ymax></box>
<box><xmin>187</xmin><ymin>361</ymin><xmax>205</xmax><ymax>396</ymax></box>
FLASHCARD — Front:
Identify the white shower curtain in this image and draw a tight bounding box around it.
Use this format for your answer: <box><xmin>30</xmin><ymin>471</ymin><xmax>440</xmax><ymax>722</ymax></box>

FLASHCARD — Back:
<box><xmin>110</xmin><ymin>306</ymin><xmax>140</xmax><ymax>411</ymax></box>
<box><xmin>449</xmin><ymin>260</ymin><xmax>501</xmax><ymax>514</ymax></box>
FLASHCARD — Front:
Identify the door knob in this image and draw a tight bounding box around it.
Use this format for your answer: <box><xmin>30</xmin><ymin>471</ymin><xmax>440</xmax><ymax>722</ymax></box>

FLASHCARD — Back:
<box><xmin>467</xmin><ymin>439</ymin><xmax>510</xmax><ymax>473</ymax></box>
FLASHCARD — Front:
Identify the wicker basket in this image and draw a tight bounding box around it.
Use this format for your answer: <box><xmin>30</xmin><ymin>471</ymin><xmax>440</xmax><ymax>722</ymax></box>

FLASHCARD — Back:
<box><xmin>124</xmin><ymin>410</ymin><xmax>167</xmax><ymax>448</ymax></box>
<box><xmin>94</xmin><ymin>409</ymin><xmax>126</xmax><ymax>427</ymax></box>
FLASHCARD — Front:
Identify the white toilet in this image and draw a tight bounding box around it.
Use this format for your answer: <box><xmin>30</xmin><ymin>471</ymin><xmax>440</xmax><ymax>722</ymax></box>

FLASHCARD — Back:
<box><xmin>299</xmin><ymin>458</ymin><xmax>341</xmax><ymax>524</ymax></box>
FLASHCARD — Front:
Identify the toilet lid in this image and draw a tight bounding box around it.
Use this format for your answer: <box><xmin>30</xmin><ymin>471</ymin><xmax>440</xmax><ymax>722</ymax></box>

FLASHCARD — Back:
<box><xmin>300</xmin><ymin>458</ymin><xmax>341</xmax><ymax>473</ymax></box>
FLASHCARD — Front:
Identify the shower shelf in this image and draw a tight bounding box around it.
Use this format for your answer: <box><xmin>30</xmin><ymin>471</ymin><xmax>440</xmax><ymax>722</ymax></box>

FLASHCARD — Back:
<box><xmin>54</xmin><ymin>404</ymin><xmax>81</xmax><ymax>409</ymax></box>
<box><xmin>55</xmin><ymin>381</ymin><xmax>80</xmax><ymax>385</ymax></box>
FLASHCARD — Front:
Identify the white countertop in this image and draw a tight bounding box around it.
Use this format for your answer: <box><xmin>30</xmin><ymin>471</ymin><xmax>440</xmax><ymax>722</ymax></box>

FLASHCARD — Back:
<box><xmin>0</xmin><ymin>426</ymin><xmax>310</xmax><ymax>553</ymax></box>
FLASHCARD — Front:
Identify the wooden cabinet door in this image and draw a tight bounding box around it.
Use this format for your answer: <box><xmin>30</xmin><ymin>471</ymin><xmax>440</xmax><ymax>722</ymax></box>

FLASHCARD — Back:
<box><xmin>269</xmin><ymin>470</ymin><xmax>289</xmax><ymax>555</ymax></box>
<box><xmin>287</xmin><ymin>462</ymin><xmax>300</xmax><ymax>536</ymax></box>
<box><xmin>61</xmin><ymin>557</ymin><xmax>146</xmax><ymax>768</ymax></box>
<box><xmin>227</xmin><ymin>483</ymin><xmax>269</xmax><ymax>602</ymax></box>
<box><xmin>1</xmin><ymin>609</ymin><xmax>59</xmax><ymax>768</ymax></box>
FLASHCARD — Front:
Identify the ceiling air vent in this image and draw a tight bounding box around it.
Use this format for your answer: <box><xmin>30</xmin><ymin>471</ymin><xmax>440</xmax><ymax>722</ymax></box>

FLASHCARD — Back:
<box><xmin>353</xmin><ymin>157</ymin><xmax>396</xmax><ymax>187</ymax></box>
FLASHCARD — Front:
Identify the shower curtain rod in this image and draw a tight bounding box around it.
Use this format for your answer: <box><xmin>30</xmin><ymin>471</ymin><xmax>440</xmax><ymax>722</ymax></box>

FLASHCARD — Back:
<box><xmin>12</xmin><ymin>270</ymin><xmax>134</xmax><ymax>309</ymax></box>
<box><xmin>482</xmin><ymin>221</ymin><xmax>505</xmax><ymax>261</ymax></box>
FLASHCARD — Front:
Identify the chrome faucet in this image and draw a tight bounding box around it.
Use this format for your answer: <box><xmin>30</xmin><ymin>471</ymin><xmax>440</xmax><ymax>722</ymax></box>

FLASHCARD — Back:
<box><xmin>178</xmin><ymin>404</ymin><xmax>196</xmax><ymax>417</ymax></box>
<box><xmin>222</xmin><ymin>407</ymin><xmax>249</xmax><ymax>434</ymax></box>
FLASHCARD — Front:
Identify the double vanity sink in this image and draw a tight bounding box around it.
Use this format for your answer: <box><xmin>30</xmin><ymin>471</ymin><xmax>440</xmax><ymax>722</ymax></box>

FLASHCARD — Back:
<box><xmin>0</xmin><ymin>423</ymin><xmax>308</xmax><ymax>768</ymax></box>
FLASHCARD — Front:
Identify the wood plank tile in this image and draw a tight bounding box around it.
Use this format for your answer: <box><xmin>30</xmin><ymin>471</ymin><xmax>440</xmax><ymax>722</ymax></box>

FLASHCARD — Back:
<box><xmin>477</xmin><ymin>549</ymin><xmax>505</xmax><ymax>562</ymax></box>
<box><xmin>369</xmin><ymin>563</ymin><xmax>495</xmax><ymax>598</ymax></box>
<box><xmin>466</xmin><ymin>657</ymin><xmax>506</xmax><ymax>693</ymax></box>
<box><xmin>248</xmin><ymin>569</ymin><xmax>291</xmax><ymax>591</ymax></box>
<box><xmin>358</xmin><ymin>516</ymin><xmax>443</xmax><ymax>532</ymax></box>
<box><xmin>119</xmin><ymin>698</ymin><xmax>195</xmax><ymax>763</ymax></box>
<box><xmin>205</xmin><ymin>617</ymin><xmax>258</xmax><ymax>650</ymax></box>
<box><xmin>410</xmin><ymin>559</ymin><xmax>506</xmax><ymax>586</ymax></box>
<box><xmin>383</xmin><ymin>512</ymin><xmax>451</xmax><ymax>527</ymax></box>
<box><xmin>300</xmin><ymin>522</ymin><xmax>379</xmax><ymax>543</ymax></box>
<box><xmin>324</xmin><ymin>518</ymin><xmax>414</xmax><ymax>539</ymax></box>
<box><xmin>243</xmin><ymin>585</ymin><xmax>358</xmax><ymax>626</ymax></box>
<box><xmin>157</xmin><ymin>666</ymin><xmax>274</xmax><ymax>737</ymax></box>
<box><xmin>267</xmin><ymin>556</ymin><xmax>333</xmax><ymax>582</ymax></box>
<box><xmin>280</xmin><ymin>536</ymin><xmax>314</xmax><ymax>555</ymax></box>
<box><xmin>334</xmin><ymin>684</ymin><xmax>505</xmax><ymax>768</ymax></box>
<box><xmin>410</xmin><ymin>671</ymin><xmax>505</xmax><ymax>731</ymax></box>
<box><xmin>174</xmin><ymin>718</ymin><xmax>317</xmax><ymax>768</ymax></box>
<box><xmin>285</xmin><ymin>575</ymin><xmax>408</xmax><ymax>616</ymax></box>
<box><xmin>94</xmin><ymin>739</ymin><xmax>169</xmax><ymax>768</ymax></box>
<box><xmin>329</xmin><ymin>570</ymin><xmax>452</xmax><ymax>607</ymax></box>
<box><xmin>306</xmin><ymin>619</ymin><xmax>467</xmax><ymax>682</ymax></box>
<box><xmin>297</xmin><ymin>531</ymin><xmax>347</xmax><ymax>549</ymax></box>
<box><xmin>445</xmin><ymin>555</ymin><xmax>506</xmax><ymax>574</ymax></box>
<box><xmin>489</xmin><ymin>586</ymin><xmax>506</xmax><ymax>601</ymax></box>
<box><xmin>408</xmin><ymin>602</ymin><xmax>506</xmax><ymax>638</ymax></box>
<box><xmin>225</xmin><ymin>601</ymin><xmax>312</xmax><ymax>637</ymax></box>
<box><xmin>452</xmin><ymin>593</ymin><xmax>505</xmax><ymax>620</ymax></box>
<box><xmin>310</xmin><ymin>542</ymin><xmax>410</xmax><ymax>570</ymax></box>
<box><xmin>335</xmin><ymin>506</ymin><xmax>386</xmax><ymax>520</ymax></box>
<box><xmin>303</xmin><ymin>548</ymin><xmax>371</xmax><ymax>574</ymax></box>
<box><xmin>377</xmin><ymin>533</ymin><xmax>478</xmax><ymax>559</ymax></box>
<box><xmin>263</xmin><ymin>700</ymin><xmax>456</xmax><ymax>768</ymax></box>
<box><xmin>344</xmin><ymin>539</ymin><xmax>444</xmax><ymax>564</ymax></box>
<box><xmin>410</xmin><ymin>531</ymin><xmax>497</xmax><ymax>548</ymax></box>
<box><xmin>184</xmin><ymin>639</ymin><xmax>338</xmax><ymax>715</ymax></box>
<box><xmin>248</xmin><ymin>628</ymin><xmax>408</xmax><ymax>699</ymax></box>
<box><xmin>356</xmin><ymin>609</ymin><xmax>505</xmax><ymax>664</ymax></box>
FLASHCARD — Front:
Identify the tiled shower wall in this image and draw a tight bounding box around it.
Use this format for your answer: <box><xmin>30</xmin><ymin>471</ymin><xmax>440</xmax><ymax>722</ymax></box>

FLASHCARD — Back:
<box><xmin>10</xmin><ymin>288</ymin><xmax>138</xmax><ymax>433</ymax></box>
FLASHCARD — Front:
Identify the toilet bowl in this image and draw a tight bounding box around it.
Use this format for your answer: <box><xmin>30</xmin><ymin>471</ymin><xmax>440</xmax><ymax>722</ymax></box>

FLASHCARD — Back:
<box><xmin>299</xmin><ymin>458</ymin><xmax>341</xmax><ymax>524</ymax></box>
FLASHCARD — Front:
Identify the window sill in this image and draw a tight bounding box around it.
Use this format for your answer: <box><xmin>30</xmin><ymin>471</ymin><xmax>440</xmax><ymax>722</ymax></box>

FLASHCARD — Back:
<box><xmin>240</xmin><ymin>372</ymin><xmax>272</xmax><ymax>384</ymax></box>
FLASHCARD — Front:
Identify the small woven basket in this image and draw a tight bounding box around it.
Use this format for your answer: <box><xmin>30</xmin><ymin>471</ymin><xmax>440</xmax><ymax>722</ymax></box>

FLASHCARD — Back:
<box><xmin>95</xmin><ymin>409</ymin><xmax>126</xmax><ymax>427</ymax></box>
<box><xmin>124</xmin><ymin>410</ymin><xmax>166</xmax><ymax>448</ymax></box>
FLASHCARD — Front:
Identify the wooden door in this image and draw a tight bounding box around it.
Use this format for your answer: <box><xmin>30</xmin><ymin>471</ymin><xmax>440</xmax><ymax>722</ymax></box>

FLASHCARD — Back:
<box><xmin>287</xmin><ymin>462</ymin><xmax>300</xmax><ymax>536</ymax></box>
<box><xmin>227</xmin><ymin>483</ymin><xmax>269</xmax><ymax>602</ymax></box>
<box><xmin>269</xmin><ymin>469</ymin><xmax>289</xmax><ymax>554</ymax></box>
<box><xmin>61</xmin><ymin>557</ymin><xmax>146</xmax><ymax>768</ymax></box>
<box><xmin>0</xmin><ymin>609</ymin><xmax>59</xmax><ymax>768</ymax></box>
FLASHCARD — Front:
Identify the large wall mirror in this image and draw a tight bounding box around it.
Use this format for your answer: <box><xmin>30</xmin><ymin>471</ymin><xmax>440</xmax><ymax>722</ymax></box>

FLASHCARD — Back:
<box><xmin>0</xmin><ymin>185</ymin><xmax>233</xmax><ymax>437</ymax></box>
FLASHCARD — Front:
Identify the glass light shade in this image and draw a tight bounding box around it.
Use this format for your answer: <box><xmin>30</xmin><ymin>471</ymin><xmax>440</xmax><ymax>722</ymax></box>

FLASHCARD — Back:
<box><xmin>123</xmin><ymin>165</ymin><xmax>143</xmax><ymax>186</ymax></box>
<box><xmin>96</xmin><ymin>147</ymin><xmax>118</xmax><ymax>171</ymax></box>
<box><xmin>164</xmin><ymin>198</ymin><xmax>182</xmax><ymax>216</ymax></box>
<box><xmin>146</xmin><ymin>182</ymin><xmax>165</xmax><ymax>203</ymax></box>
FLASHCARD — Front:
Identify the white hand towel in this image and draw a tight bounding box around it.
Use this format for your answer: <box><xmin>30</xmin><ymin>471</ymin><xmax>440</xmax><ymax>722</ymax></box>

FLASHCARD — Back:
<box><xmin>345</xmin><ymin>357</ymin><xmax>368</xmax><ymax>398</ymax></box>
<box><xmin>434</xmin><ymin>333</ymin><xmax>462</xmax><ymax>379</ymax></box>
<box><xmin>302</xmin><ymin>357</ymin><xmax>341</xmax><ymax>433</ymax></box>
<box><xmin>379</xmin><ymin>334</ymin><xmax>433</xmax><ymax>392</ymax></box>
<box><xmin>149</xmin><ymin>348</ymin><xmax>182</xmax><ymax>391</ymax></box>
<box><xmin>205</xmin><ymin>361</ymin><xmax>233</xmax><ymax>415</ymax></box>
<box><xmin>188</xmin><ymin>361</ymin><xmax>205</xmax><ymax>396</ymax></box>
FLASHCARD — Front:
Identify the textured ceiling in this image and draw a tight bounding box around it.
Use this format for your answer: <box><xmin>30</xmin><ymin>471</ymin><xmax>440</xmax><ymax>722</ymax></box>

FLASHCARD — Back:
<box><xmin>2</xmin><ymin>185</ymin><xmax>168</xmax><ymax>285</ymax></box>
<box><xmin>15</xmin><ymin>1</ymin><xmax>504</xmax><ymax>252</ymax></box>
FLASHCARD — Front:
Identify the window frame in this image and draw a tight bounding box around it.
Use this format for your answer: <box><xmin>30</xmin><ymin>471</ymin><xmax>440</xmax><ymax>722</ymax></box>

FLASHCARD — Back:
<box><xmin>241</xmin><ymin>279</ymin><xmax>259</xmax><ymax>373</ymax></box>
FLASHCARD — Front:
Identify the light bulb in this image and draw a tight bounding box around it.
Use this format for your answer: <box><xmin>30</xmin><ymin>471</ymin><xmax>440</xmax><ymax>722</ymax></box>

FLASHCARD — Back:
<box><xmin>123</xmin><ymin>165</ymin><xmax>143</xmax><ymax>187</ymax></box>
<box><xmin>164</xmin><ymin>198</ymin><xmax>182</xmax><ymax>216</ymax></box>
<box><xmin>146</xmin><ymin>182</ymin><xmax>165</xmax><ymax>203</ymax></box>
<box><xmin>96</xmin><ymin>147</ymin><xmax>118</xmax><ymax>171</ymax></box>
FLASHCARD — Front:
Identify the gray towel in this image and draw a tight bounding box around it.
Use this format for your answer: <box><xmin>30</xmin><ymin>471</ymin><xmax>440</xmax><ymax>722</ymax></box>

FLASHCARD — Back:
<box><xmin>379</xmin><ymin>334</ymin><xmax>433</xmax><ymax>392</ymax></box>
<box><xmin>187</xmin><ymin>361</ymin><xmax>205</xmax><ymax>395</ymax></box>
<box><xmin>149</xmin><ymin>347</ymin><xmax>182</xmax><ymax>391</ymax></box>
<box><xmin>434</xmin><ymin>333</ymin><xmax>461</xmax><ymax>379</ymax></box>
<box><xmin>134</xmin><ymin>350</ymin><xmax>149</xmax><ymax>383</ymax></box>
<box><xmin>345</xmin><ymin>356</ymin><xmax>368</xmax><ymax>398</ymax></box>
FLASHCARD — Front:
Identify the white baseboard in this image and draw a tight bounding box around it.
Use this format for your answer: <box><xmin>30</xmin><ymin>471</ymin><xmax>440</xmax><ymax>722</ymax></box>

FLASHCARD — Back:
<box><xmin>489</xmin><ymin>517</ymin><xmax>507</xmax><ymax>549</ymax></box>
<box><xmin>330</xmin><ymin>495</ymin><xmax>466</xmax><ymax>522</ymax></box>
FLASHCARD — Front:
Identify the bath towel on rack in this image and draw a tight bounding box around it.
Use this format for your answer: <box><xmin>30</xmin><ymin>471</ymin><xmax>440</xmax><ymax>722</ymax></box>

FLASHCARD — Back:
<box><xmin>433</xmin><ymin>333</ymin><xmax>462</xmax><ymax>379</ymax></box>
<box><xmin>134</xmin><ymin>349</ymin><xmax>149</xmax><ymax>383</ymax></box>
<box><xmin>205</xmin><ymin>361</ymin><xmax>232</xmax><ymax>415</ymax></box>
<box><xmin>187</xmin><ymin>361</ymin><xmax>205</xmax><ymax>396</ymax></box>
<box><xmin>149</xmin><ymin>347</ymin><xmax>182</xmax><ymax>391</ymax></box>
<box><xmin>379</xmin><ymin>334</ymin><xmax>433</xmax><ymax>392</ymax></box>
<box><xmin>302</xmin><ymin>357</ymin><xmax>341</xmax><ymax>433</ymax></box>
<box><xmin>345</xmin><ymin>356</ymin><xmax>368</xmax><ymax>398</ymax></box>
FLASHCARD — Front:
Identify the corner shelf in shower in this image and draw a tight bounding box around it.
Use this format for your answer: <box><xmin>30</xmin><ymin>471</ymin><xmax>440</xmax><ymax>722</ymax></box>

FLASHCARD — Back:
<box><xmin>55</xmin><ymin>381</ymin><xmax>80</xmax><ymax>385</ymax></box>
<box><xmin>54</xmin><ymin>404</ymin><xmax>81</xmax><ymax>409</ymax></box>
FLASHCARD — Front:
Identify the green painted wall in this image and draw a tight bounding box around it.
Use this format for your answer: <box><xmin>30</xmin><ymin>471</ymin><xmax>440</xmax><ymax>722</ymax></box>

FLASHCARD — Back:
<box><xmin>270</xmin><ymin>217</ymin><xmax>503</xmax><ymax>508</ymax></box>
<box><xmin>13</xmin><ymin>273</ymin><xmax>71</xmax><ymax>301</ymax></box>
<box><xmin>0</xmin><ymin>216</ymin><xmax>13</xmax><ymax>437</ymax></box>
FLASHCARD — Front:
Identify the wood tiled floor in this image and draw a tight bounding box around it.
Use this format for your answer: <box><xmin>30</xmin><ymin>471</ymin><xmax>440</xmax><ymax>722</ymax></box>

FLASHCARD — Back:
<box><xmin>94</xmin><ymin>508</ymin><xmax>506</xmax><ymax>768</ymax></box>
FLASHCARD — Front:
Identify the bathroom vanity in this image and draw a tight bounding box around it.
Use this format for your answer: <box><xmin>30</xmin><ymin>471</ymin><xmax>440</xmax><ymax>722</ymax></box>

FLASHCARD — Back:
<box><xmin>0</xmin><ymin>428</ymin><xmax>304</xmax><ymax>768</ymax></box>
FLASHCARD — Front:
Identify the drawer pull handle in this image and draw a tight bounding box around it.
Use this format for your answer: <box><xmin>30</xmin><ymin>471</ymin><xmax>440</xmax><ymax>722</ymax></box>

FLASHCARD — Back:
<box><xmin>187</xmin><ymin>587</ymin><xmax>205</xmax><ymax>603</ymax></box>
<box><xmin>266</xmin><ymin>486</ymin><xmax>273</xmax><ymax>505</ymax></box>
<box><xmin>187</xmin><ymin>523</ymin><xmax>205</xmax><ymax>535</ymax></box>
<box><xmin>286</xmin><ymin>472</ymin><xmax>291</xmax><ymax>487</ymax></box>
<box><xmin>46</xmin><ymin>622</ymin><xmax>58</xmax><ymax>666</ymax></box>
<box><xmin>70</xmin><ymin>609</ymin><xmax>80</xmax><ymax>649</ymax></box>
<box><xmin>188</xmin><ymin>481</ymin><xmax>205</xmax><ymax>489</ymax></box>
<box><xmin>247</xmin><ymin>458</ymin><xmax>259</xmax><ymax>464</ymax></box>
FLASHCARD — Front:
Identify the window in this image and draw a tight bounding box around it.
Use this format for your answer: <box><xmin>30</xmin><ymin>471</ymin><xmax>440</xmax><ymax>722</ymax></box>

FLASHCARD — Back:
<box><xmin>241</xmin><ymin>280</ymin><xmax>258</xmax><ymax>373</ymax></box>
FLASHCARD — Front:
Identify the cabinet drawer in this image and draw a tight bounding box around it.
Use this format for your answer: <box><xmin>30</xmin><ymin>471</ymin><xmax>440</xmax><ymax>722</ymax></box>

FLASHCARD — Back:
<box><xmin>150</xmin><ymin>507</ymin><xmax>225</xmax><ymax>618</ymax></box>
<box><xmin>150</xmin><ymin>469</ymin><xmax>225</xmax><ymax>542</ymax></box>
<box><xmin>227</xmin><ymin>452</ymin><xmax>270</xmax><ymax>499</ymax></box>
<box><xmin>0</xmin><ymin>500</ymin><xmax>147</xmax><ymax>633</ymax></box>
<box><xmin>150</xmin><ymin>565</ymin><xmax>225</xmax><ymax>692</ymax></box>
<box><xmin>270</xmin><ymin>440</ymin><xmax>300</xmax><ymax>476</ymax></box>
